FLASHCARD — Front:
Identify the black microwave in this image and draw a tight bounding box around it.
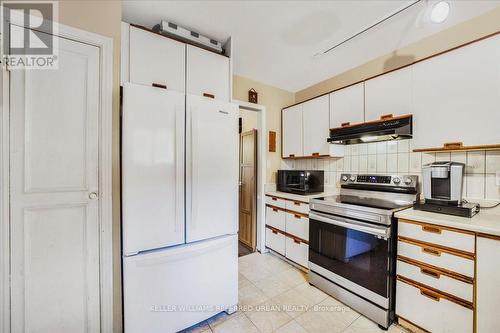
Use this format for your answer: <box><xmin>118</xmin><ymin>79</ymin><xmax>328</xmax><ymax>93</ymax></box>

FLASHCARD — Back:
<box><xmin>277</xmin><ymin>170</ymin><xmax>324</xmax><ymax>195</ymax></box>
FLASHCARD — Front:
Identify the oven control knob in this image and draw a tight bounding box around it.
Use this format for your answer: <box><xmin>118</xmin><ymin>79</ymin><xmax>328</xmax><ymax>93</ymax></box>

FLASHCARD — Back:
<box><xmin>349</xmin><ymin>176</ymin><xmax>356</xmax><ymax>182</ymax></box>
<box><xmin>393</xmin><ymin>177</ymin><xmax>401</xmax><ymax>184</ymax></box>
<box><xmin>404</xmin><ymin>178</ymin><xmax>413</xmax><ymax>185</ymax></box>
<box><xmin>342</xmin><ymin>175</ymin><xmax>348</xmax><ymax>181</ymax></box>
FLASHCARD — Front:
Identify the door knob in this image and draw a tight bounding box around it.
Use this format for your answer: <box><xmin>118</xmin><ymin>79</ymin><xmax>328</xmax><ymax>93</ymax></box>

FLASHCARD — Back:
<box><xmin>89</xmin><ymin>192</ymin><xmax>98</xmax><ymax>200</ymax></box>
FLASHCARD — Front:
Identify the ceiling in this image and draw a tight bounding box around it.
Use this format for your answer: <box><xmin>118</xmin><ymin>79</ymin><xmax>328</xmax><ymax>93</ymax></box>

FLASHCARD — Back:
<box><xmin>123</xmin><ymin>0</ymin><xmax>500</xmax><ymax>92</ymax></box>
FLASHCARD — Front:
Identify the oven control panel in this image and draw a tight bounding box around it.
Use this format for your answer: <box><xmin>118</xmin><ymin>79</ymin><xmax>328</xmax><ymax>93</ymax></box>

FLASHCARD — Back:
<box><xmin>341</xmin><ymin>174</ymin><xmax>419</xmax><ymax>188</ymax></box>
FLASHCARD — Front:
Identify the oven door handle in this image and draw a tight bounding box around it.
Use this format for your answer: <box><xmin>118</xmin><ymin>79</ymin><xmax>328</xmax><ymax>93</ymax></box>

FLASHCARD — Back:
<box><xmin>309</xmin><ymin>212</ymin><xmax>390</xmax><ymax>239</ymax></box>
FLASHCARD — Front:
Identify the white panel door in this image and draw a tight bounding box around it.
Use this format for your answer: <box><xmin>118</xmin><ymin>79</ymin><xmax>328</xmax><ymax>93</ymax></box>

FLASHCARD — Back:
<box><xmin>302</xmin><ymin>95</ymin><xmax>330</xmax><ymax>156</ymax></box>
<box><xmin>477</xmin><ymin>236</ymin><xmax>500</xmax><ymax>333</ymax></box>
<box><xmin>129</xmin><ymin>26</ymin><xmax>186</xmax><ymax>92</ymax></box>
<box><xmin>330</xmin><ymin>82</ymin><xmax>365</xmax><ymax>128</ymax></box>
<box><xmin>10</xmin><ymin>34</ymin><xmax>100</xmax><ymax>333</ymax></box>
<box><xmin>365</xmin><ymin>66</ymin><xmax>413</xmax><ymax>121</ymax></box>
<box><xmin>122</xmin><ymin>84</ymin><xmax>185</xmax><ymax>254</ymax></box>
<box><xmin>412</xmin><ymin>35</ymin><xmax>500</xmax><ymax>149</ymax></box>
<box><xmin>186</xmin><ymin>45</ymin><xmax>230</xmax><ymax>101</ymax></box>
<box><xmin>186</xmin><ymin>95</ymin><xmax>239</xmax><ymax>242</ymax></box>
<box><xmin>282</xmin><ymin>104</ymin><xmax>303</xmax><ymax>158</ymax></box>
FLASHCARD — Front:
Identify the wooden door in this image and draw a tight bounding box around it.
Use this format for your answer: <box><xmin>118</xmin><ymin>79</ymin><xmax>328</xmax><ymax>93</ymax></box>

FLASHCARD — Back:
<box><xmin>10</xmin><ymin>33</ymin><xmax>101</xmax><ymax>332</ymax></box>
<box><xmin>302</xmin><ymin>95</ymin><xmax>330</xmax><ymax>157</ymax></box>
<box><xmin>282</xmin><ymin>104</ymin><xmax>303</xmax><ymax>158</ymax></box>
<box><xmin>239</xmin><ymin>130</ymin><xmax>257</xmax><ymax>250</ymax></box>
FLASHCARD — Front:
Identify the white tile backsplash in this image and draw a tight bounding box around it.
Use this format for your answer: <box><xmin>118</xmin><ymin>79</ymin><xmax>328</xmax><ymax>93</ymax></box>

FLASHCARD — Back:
<box><xmin>387</xmin><ymin>141</ymin><xmax>398</xmax><ymax>154</ymax></box>
<box><xmin>283</xmin><ymin>140</ymin><xmax>500</xmax><ymax>200</ymax></box>
<box><xmin>397</xmin><ymin>153</ymin><xmax>409</xmax><ymax>173</ymax></box>
<box><xmin>486</xmin><ymin>151</ymin><xmax>500</xmax><ymax>174</ymax></box>
<box><xmin>467</xmin><ymin>151</ymin><xmax>485</xmax><ymax>174</ymax></box>
<box><xmin>435</xmin><ymin>152</ymin><xmax>450</xmax><ymax>162</ymax></box>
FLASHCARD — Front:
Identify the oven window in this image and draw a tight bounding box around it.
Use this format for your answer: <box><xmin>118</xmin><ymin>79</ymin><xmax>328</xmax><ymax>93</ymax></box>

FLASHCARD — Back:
<box><xmin>309</xmin><ymin>218</ymin><xmax>389</xmax><ymax>298</ymax></box>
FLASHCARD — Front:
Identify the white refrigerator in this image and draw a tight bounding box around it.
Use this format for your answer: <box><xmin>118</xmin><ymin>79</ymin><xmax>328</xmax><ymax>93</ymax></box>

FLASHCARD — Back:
<box><xmin>121</xmin><ymin>83</ymin><xmax>239</xmax><ymax>333</ymax></box>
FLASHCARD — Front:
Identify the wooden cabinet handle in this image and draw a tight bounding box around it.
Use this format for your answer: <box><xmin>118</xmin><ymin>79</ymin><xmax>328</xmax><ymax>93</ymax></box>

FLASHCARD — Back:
<box><xmin>289</xmin><ymin>154</ymin><xmax>295</xmax><ymax>158</ymax></box>
<box><xmin>421</xmin><ymin>268</ymin><xmax>441</xmax><ymax>279</ymax></box>
<box><xmin>422</xmin><ymin>225</ymin><xmax>442</xmax><ymax>234</ymax></box>
<box><xmin>341</xmin><ymin>122</ymin><xmax>350</xmax><ymax>127</ymax></box>
<box><xmin>293</xmin><ymin>201</ymin><xmax>301</xmax><ymax>206</ymax></box>
<box><xmin>272</xmin><ymin>230</ymin><xmax>278</xmax><ymax>235</ymax></box>
<box><xmin>380</xmin><ymin>114</ymin><xmax>394</xmax><ymax>120</ymax></box>
<box><xmin>294</xmin><ymin>214</ymin><xmax>301</xmax><ymax>219</ymax></box>
<box><xmin>420</xmin><ymin>289</ymin><xmax>440</xmax><ymax>302</ymax></box>
<box><xmin>272</xmin><ymin>208</ymin><xmax>278</xmax><ymax>212</ymax></box>
<box><xmin>422</xmin><ymin>247</ymin><xmax>441</xmax><ymax>257</ymax></box>
<box><xmin>312</xmin><ymin>152</ymin><xmax>320</xmax><ymax>157</ymax></box>
<box><xmin>152</xmin><ymin>83</ymin><xmax>167</xmax><ymax>89</ymax></box>
<box><xmin>293</xmin><ymin>238</ymin><xmax>301</xmax><ymax>244</ymax></box>
<box><xmin>203</xmin><ymin>93</ymin><xmax>215</xmax><ymax>99</ymax></box>
<box><xmin>443</xmin><ymin>142</ymin><xmax>464</xmax><ymax>149</ymax></box>
<box><xmin>272</xmin><ymin>197</ymin><xmax>277</xmax><ymax>201</ymax></box>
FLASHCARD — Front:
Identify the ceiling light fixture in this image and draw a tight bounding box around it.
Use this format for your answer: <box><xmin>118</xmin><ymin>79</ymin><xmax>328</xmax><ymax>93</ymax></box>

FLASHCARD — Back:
<box><xmin>430</xmin><ymin>1</ymin><xmax>450</xmax><ymax>23</ymax></box>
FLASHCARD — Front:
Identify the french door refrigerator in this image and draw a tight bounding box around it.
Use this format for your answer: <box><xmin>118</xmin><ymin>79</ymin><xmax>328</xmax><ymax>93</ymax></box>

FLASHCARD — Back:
<box><xmin>121</xmin><ymin>83</ymin><xmax>239</xmax><ymax>333</ymax></box>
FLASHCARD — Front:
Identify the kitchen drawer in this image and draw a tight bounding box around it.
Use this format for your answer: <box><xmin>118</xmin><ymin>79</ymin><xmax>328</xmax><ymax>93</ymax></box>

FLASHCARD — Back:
<box><xmin>285</xmin><ymin>212</ymin><xmax>309</xmax><ymax>241</ymax></box>
<box><xmin>396</xmin><ymin>278</ymin><xmax>473</xmax><ymax>333</ymax></box>
<box><xmin>398</xmin><ymin>219</ymin><xmax>475</xmax><ymax>254</ymax></box>
<box><xmin>266</xmin><ymin>227</ymin><xmax>286</xmax><ymax>256</ymax></box>
<box><xmin>397</xmin><ymin>259</ymin><xmax>473</xmax><ymax>302</ymax></box>
<box><xmin>285</xmin><ymin>236</ymin><xmax>308</xmax><ymax>268</ymax></box>
<box><xmin>285</xmin><ymin>200</ymin><xmax>309</xmax><ymax>214</ymax></box>
<box><xmin>398</xmin><ymin>239</ymin><xmax>474</xmax><ymax>278</ymax></box>
<box><xmin>265</xmin><ymin>196</ymin><xmax>286</xmax><ymax>209</ymax></box>
<box><xmin>266</xmin><ymin>206</ymin><xmax>286</xmax><ymax>231</ymax></box>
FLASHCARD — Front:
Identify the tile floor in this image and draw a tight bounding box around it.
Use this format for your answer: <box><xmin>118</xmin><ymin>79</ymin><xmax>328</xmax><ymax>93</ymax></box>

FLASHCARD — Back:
<box><xmin>181</xmin><ymin>252</ymin><xmax>408</xmax><ymax>333</ymax></box>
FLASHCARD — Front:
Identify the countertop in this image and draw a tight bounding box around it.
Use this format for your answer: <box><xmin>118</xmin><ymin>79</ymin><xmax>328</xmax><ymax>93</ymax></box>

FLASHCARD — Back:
<box><xmin>265</xmin><ymin>191</ymin><xmax>333</xmax><ymax>203</ymax></box>
<box><xmin>395</xmin><ymin>205</ymin><xmax>500</xmax><ymax>237</ymax></box>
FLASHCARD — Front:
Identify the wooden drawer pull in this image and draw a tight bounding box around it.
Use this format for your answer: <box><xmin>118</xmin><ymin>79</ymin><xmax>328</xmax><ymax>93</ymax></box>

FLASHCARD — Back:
<box><xmin>422</xmin><ymin>247</ymin><xmax>441</xmax><ymax>257</ymax></box>
<box><xmin>421</xmin><ymin>268</ymin><xmax>441</xmax><ymax>279</ymax></box>
<box><xmin>272</xmin><ymin>197</ymin><xmax>278</xmax><ymax>201</ymax></box>
<box><xmin>380</xmin><ymin>114</ymin><xmax>394</xmax><ymax>120</ymax></box>
<box><xmin>422</xmin><ymin>225</ymin><xmax>442</xmax><ymax>234</ymax></box>
<box><xmin>420</xmin><ymin>289</ymin><xmax>440</xmax><ymax>302</ymax></box>
<box><xmin>312</xmin><ymin>152</ymin><xmax>320</xmax><ymax>157</ymax></box>
<box><xmin>203</xmin><ymin>93</ymin><xmax>215</xmax><ymax>99</ymax></box>
<box><xmin>152</xmin><ymin>83</ymin><xmax>167</xmax><ymax>89</ymax></box>
<box><xmin>272</xmin><ymin>230</ymin><xmax>278</xmax><ymax>235</ymax></box>
<box><xmin>294</xmin><ymin>214</ymin><xmax>301</xmax><ymax>219</ymax></box>
<box><xmin>293</xmin><ymin>239</ymin><xmax>301</xmax><ymax>244</ymax></box>
<box><xmin>289</xmin><ymin>154</ymin><xmax>295</xmax><ymax>158</ymax></box>
<box><xmin>341</xmin><ymin>122</ymin><xmax>350</xmax><ymax>127</ymax></box>
<box><xmin>293</xmin><ymin>201</ymin><xmax>301</xmax><ymax>206</ymax></box>
<box><xmin>272</xmin><ymin>208</ymin><xmax>278</xmax><ymax>212</ymax></box>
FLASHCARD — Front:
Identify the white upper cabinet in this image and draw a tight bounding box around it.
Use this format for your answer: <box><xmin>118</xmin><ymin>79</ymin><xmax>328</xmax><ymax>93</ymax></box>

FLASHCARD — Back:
<box><xmin>302</xmin><ymin>95</ymin><xmax>330</xmax><ymax>156</ymax></box>
<box><xmin>282</xmin><ymin>104</ymin><xmax>303</xmax><ymax>158</ymax></box>
<box><xmin>187</xmin><ymin>45</ymin><xmax>230</xmax><ymax>102</ymax></box>
<box><xmin>365</xmin><ymin>66</ymin><xmax>413</xmax><ymax>121</ymax></box>
<box><xmin>129</xmin><ymin>26</ymin><xmax>186</xmax><ymax>92</ymax></box>
<box><xmin>412</xmin><ymin>35</ymin><xmax>500</xmax><ymax>149</ymax></box>
<box><xmin>330</xmin><ymin>82</ymin><xmax>365</xmax><ymax>128</ymax></box>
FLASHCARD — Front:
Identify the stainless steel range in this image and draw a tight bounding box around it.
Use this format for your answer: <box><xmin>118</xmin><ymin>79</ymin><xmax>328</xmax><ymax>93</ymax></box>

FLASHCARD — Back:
<box><xmin>308</xmin><ymin>174</ymin><xmax>419</xmax><ymax>330</ymax></box>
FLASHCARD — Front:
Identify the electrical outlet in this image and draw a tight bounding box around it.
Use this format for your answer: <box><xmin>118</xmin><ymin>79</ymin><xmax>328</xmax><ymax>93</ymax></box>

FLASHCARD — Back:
<box><xmin>497</xmin><ymin>171</ymin><xmax>500</xmax><ymax>186</ymax></box>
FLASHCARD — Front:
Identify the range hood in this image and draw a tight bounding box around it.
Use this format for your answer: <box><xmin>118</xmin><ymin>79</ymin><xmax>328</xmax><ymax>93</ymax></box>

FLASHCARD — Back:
<box><xmin>328</xmin><ymin>114</ymin><xmax>412</xmax><ymax>145</ymax></box>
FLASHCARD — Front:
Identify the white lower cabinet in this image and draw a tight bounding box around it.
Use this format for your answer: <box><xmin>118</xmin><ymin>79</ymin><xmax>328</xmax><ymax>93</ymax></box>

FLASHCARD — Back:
<box><xmin>285</xmin><ymin>200</ymin><xmax>309</xmax><ymax>215</ymax></box>
<box><xmin>396</xmin><ymin>260</ymin><xmax>473</xmax><ymax>302</ymax></box>
<box><xmin>396</xmin><ymin>279</ymin><xmax>473</xmax><ymax>333</ymax></box>
<box><xmin>285</xmin><ymin>237</ymin><xmax>308</xmax><ymax>268</ymax></box>
<box><xmin>266</xmin><ymin>227</ymin><xmax>286</xmax><ymax>255</ymax></box>
<box><xmin>266</xmin><ymin>206</ymin><xmax>286</xmax><ymax>230</ymax></box>
<box><xmin>285</xmin><ymin>212</ymin><xmax>309</xmax><ymax>241</ymax></box>
<box><xmin>477</xmin><ymin>236</ymin><xmax>500</xmax><ymax>333</ymax></box>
